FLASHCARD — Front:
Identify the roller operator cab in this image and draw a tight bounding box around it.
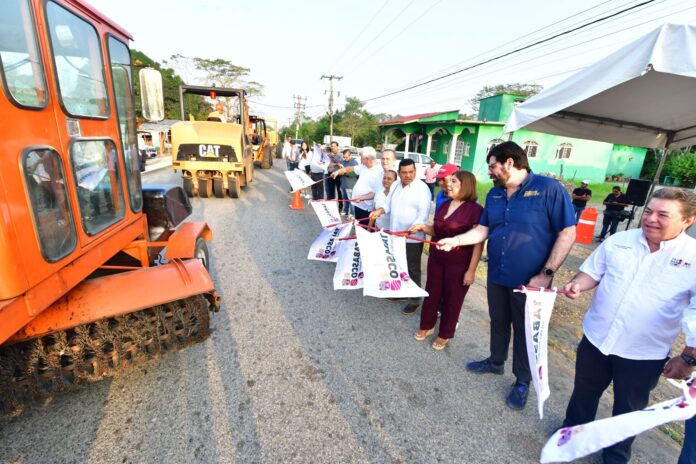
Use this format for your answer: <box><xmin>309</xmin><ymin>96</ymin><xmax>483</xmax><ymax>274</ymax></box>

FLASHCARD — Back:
<box><xmin>0</xmin><ymin>0</ymin><xmax>220</xmax><ymax>415</ymax></box>
<box><xmin>170</xmin><ymin>85</ymin><xmax>255</xmax><ymax>198</ymax></box>
<box><xmin>249</xmin><ymin>115</ymin><xmax>275</xmax><ymax>170</ymax></box>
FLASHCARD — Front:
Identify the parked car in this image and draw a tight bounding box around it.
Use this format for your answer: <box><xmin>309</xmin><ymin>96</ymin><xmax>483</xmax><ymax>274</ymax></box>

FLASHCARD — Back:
<box><xmin>376</xmin><ymin>151</ymin><xmax>434</xmax><ymax>179</ymax></box>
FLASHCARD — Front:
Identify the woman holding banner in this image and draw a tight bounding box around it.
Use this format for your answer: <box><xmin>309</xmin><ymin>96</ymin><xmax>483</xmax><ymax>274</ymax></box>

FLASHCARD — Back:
<box><xmin>409</xmin><ymin>170</ymin><xmax>483</xmax><ymax>350</ymax></box>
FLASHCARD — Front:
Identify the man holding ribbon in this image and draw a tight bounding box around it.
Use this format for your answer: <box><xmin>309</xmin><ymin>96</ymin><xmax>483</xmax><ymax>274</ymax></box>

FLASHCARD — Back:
<box><xmin>561</xmin><ymin>187</ymin><xmax>696</xmax><ymax>464</ymax></box>
<box><xmin>437</xmin><ymin>141</ymin><xmax>576</xmax><ymax>410</ymax></box>
<box><xmin>370</xmin><ymin>158</ymin><xmax>432</xmax><ymax>315</ymax></box>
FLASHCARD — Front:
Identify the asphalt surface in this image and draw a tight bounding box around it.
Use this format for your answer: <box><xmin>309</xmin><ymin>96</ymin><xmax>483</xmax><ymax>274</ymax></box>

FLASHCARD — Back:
<box><xmin>0</xmin><ymin>162</ymin><xmax>682</xmax><ymax>463</ymax></box>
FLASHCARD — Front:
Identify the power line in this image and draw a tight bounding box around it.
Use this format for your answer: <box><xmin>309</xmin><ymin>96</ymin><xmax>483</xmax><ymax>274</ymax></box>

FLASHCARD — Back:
<box><xmin>342</xmin><ymin>0</ymin><xmax>444</xmax><ymax>76</ymax></box>
<box><xmin>248</xmin><ymin>100</ymin><xmax>322</xmax><ymax>109</ymax></box>
<box><xmin>364</xmin><ymin>0</ymin><xmax>688</xmax><ymax>109</ymax></box>
<box><xmin>361</xmin><ymin>0</ymin><xmax>657</xmax><ymax>103</ymax></box>
<box><xmin>395</xmin><ymin>0</ymin><xmax>617</xmax><ymax>89</ymax></box>
<box><xmin>249</xmin><ymin>0</ymin><xmax>689</xmax><ymax>115</ymax></box>
<box><xmin>328</xmin><ymin>0</ymin><xmax>392</xmax><ymax>73</ymax></box>
<box><xmin>339</xmin><ymin>0</ymin><xmax>418</xmax><ymax>73</ymax></box>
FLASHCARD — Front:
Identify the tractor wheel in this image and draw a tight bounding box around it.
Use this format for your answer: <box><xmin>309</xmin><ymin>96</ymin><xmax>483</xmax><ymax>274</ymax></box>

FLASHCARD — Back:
<box><xmin>194</xmin><ymin>237</ymin><xmax>209</xmax><ymax>271</ymax></box>
<box><xmin>228</xmin><ymin>174</ymin><xmax>241</xmax><ymax>198</ymax></box>
<box><xmin>198</xmin><ymin>176</ymin><xmax>212</xmax><ymax>198</ymax></box>
<box><xmin>212</xmin><ymin>177</ymin><xmax>224</xmax><ymax>198</ymax></box>
<box><xmin>183</xmin><ymin>176</ymin><xmax>194</xmax><ymax>198</ymax></box>
<box><xmin>261</xmin><ymin>146</ymin><xmax>271</xmax><ymax>169</ymax></box>
<box><xmin>261</xmin><ymin>156</ymin><xmax>270</xmax><ymax>169</ymax></box>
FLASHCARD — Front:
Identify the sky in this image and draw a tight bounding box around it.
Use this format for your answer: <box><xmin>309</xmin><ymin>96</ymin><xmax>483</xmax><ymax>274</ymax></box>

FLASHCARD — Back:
<box><xmin>89</xmin><ymin>0</ymin><xmax>696</xmax><ymax>127</ymax></box>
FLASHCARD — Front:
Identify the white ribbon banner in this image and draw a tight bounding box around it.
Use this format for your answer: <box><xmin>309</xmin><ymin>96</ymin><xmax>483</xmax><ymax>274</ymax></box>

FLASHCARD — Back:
<box><xmin>541</xmin><ymin>377</ymin><xmax>696</xmax><ymax>463</ymax></box>
<box><xmin>307</xmin><ymin>223</ymin><xmax>352</xmax><ymax>263</ymax></box>
<box><xmin>516</xmin><ymin>286</ymin><xmax>557</xmax><ymax>419</ymax></box>
<box><xmin>356</xmin><ymin>226</ymin><xmax>428</xmax><ymax>299</ymax></box>
<box><xmin>285</xmin><ymin>168</ymin><xmax>315</xmax><ymax>192</ymax></box>
<box><xmin>333</xmin><ymin>239</ymin><xmax>363</xmax><ymax>290</ymax></box>
<box><xmin>311</xmin><ymin>200</ymin><xmax>342</xmax><ymax>228</ymax></box>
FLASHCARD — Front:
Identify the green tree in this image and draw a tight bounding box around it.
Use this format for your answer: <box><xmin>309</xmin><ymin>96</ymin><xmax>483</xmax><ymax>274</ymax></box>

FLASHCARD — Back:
<box><xmin>664</xmin><ymin>148</ymin><xmax>696</xmax><ymax>187</ymax></box>
<box><xmin>165</xmin><ymin>55</ymin><xmax>264</xmax><ymax>119</ymax></box>
<box><xmin>335</xmin><ymin>97</ymin><xmax>382</xmax><ymax>146</ymax></box>
<box><xmin>131</xmin><ymin>49</ymin><xmax>211</xmax><ymax>120</ymax></box>
<box><xmin>468</xmin><ymin>83</ymin><xmax>543</xmax><ymax>114</ymax></box>
<box><xmin>290</xmin><ymin>98</ymin><xmax>396</xmax><ymax>147</ymax></box>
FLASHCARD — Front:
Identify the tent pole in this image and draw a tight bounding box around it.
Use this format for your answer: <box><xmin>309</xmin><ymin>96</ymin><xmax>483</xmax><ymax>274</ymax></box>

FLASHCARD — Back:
<box><xmin>646</xmin><ymin>132</ymin><xmax>675</xmax><ymax>201</ymax></box>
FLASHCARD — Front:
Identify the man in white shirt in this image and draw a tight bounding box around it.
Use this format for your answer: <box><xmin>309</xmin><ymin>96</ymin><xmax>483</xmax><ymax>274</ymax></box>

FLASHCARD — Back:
<box><xmin>380</xmin><ymin>149</ymin><xmax>396</xmax><ymax>175</ymax></box>
<box><xmin>309</xmin><ymin>144</ymin><xmax>327</xmax><ymax>200</ymax></box>
<box><xmin>370</xmin><ymin>158</ymin><xmax>432</xmax><ymax>314</ymax></box>
<box><xmin>281</xmin><ymin>136</ymin><xmax>292</xmax><ymax>169</ymax></box>
<box><xmin>562</xmin><ymin>187</ymin><xmax>696</xmax><ymax>464</ymax></box>
<box><xmin>331</xmin><ymin>146</ymin><xmax>382</xmax><ymax>222</ymax></box>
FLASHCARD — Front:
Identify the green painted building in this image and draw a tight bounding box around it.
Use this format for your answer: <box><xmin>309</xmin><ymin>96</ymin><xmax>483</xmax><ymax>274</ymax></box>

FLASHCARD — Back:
<box><xmin>378</xmin><ymin>94</ymin><xmax>647</xmax><ymax>183</ymax></box>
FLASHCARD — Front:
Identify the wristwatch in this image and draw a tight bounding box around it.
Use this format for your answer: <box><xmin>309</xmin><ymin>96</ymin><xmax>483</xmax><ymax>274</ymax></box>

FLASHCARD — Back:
<box><xmin>542</xmin><ymin>267</ymin><xmax>555</xmax><ymax>277</ymax></box>
<box><xmin>680</xmin><ymin>353</ymin><xmax>696</xmax><ymax>366</ymax></box>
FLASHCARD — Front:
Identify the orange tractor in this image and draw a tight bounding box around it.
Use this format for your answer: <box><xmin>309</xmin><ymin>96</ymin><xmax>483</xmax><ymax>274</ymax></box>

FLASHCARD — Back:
<box><xmin>0</xmin><ymin>0</ymin><xmax>220</xmax><ymax>414</ymax></box>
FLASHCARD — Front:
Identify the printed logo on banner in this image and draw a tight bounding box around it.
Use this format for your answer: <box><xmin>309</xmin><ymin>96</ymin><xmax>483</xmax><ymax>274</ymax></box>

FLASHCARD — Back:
<box><xmin>333</xmin><ymin>239</ymin><xmax>364</xmax><ymax>290</ymax></box>
<box><xmin>309</xmin><ymin>223</ymin><xmax>352</xmax><ymax>263</ymax></box>
<box><xmin>310</xmin><ymin>201</ymin><xmax>342</xmax><ymax>227</ymax></box>
<box><xmin>322</xmin><ymin>203</ymin><xmax>340</xmax><ymax>225</ymax></box>
<box><xmin>531</xmin><ymin>300</ymin><xmax>543</xmax><ymax>360</ymax></box>
<box><xmin>341</xmin><ymin>245</ymin><xmax>364</xmax><ymax>286</ymax></box>
<box><xmin>540</xmin><ymin>375</ymin><xmax>696</xmax><ymax>463</ymax></box>
<box><xmin>377</xmin><ymin>233</ymin><xmax>411</xmax><ymax>292</ymax></box>
<box><xmin>285</xmin><ymin>168</ymin><xmax>314</xmax><ymax>192</ymax></box>
<box><xmin>316</xmin><ymin>227</ymin><xmax>342</xmax><ymax>259</ymax></box>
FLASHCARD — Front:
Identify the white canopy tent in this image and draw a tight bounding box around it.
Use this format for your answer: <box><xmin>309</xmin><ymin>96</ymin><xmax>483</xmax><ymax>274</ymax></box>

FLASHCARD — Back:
<box><xmin>505</xmin><ymin>23</ymin><xmax>696</xmax><ymax>191</ymax></box>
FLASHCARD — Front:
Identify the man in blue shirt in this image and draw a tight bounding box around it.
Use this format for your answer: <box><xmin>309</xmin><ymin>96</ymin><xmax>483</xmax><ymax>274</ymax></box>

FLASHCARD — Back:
<box><xmin>438</xmin><ymin>141</ymin><xmax>576</xmax><ymax>410</ymax></box>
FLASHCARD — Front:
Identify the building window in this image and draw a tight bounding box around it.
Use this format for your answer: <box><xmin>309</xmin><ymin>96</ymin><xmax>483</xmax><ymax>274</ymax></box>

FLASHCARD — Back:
<box><xmin>452</xmin><ymin>140</ymin><xmax>471</xmax><ymax>166</ymax></box>
<box><xmin>555</xmin><ymin>143</ymin><xmax>572</xmax><ymax>159</ymax></box>
<box><xmin>487</xmin><ymin>138</ymin><xmax>505</xmax><ymax>154</ymax></box>
<box><xmin>523</xmin><ymin>140</ymin><xmax>539</xmax><ymax>158</ymax></box>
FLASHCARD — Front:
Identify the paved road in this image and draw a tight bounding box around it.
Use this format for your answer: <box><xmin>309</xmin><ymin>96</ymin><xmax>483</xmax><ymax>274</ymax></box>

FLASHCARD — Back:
<box><xmin>0</xmin><ymin>164</ymin><xmax>681</xmax><ymax>463</ymax></box>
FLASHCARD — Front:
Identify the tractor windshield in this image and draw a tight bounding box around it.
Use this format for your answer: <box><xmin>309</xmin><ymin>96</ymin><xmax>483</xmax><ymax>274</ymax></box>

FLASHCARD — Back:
<box><xmin>46</xmin><ymin>1</ymin><xmax>109</xmax><ymax>118</ymax></box>
<box><xmin>0</xmin><ymin>0</ymin><xmax>48</xmax><ymax>108</ymax></box>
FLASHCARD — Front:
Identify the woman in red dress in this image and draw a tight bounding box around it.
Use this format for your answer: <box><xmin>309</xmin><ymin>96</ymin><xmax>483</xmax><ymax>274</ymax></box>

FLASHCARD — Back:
<box><xmin>409</xmin><ymin>170</ymin><xmax>483</xmax><ymax>350</ymax></box>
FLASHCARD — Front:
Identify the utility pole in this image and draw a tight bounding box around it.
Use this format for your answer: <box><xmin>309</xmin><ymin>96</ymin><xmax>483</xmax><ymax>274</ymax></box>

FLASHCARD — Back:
<box><xmin>292</xmin><ymin>94</ymin><xmax>306</xmax><ymax>139</ymax></box>
<box><xmin>321</xmin><ymin>75</ymin><xmax>342</xmax><ymax>143</ymax></box>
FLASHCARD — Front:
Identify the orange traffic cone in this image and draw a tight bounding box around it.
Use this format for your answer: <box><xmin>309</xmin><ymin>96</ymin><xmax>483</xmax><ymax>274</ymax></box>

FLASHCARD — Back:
<box><xmin>576</xmin><ymin>207</ymin><xmax>597</xmax><ymax>244</ymax></box>
<box><xmin>289</xmin><ymin>190</ymin><xmax>304</xmax><ymax>210</ymax></box>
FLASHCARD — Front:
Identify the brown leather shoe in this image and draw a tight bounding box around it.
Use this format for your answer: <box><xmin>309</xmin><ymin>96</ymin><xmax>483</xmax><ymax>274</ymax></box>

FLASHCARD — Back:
<box><xmin>402</xmin><ymin>304</ymin><xmax>418</xmax><ymax>315</ymax></box>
